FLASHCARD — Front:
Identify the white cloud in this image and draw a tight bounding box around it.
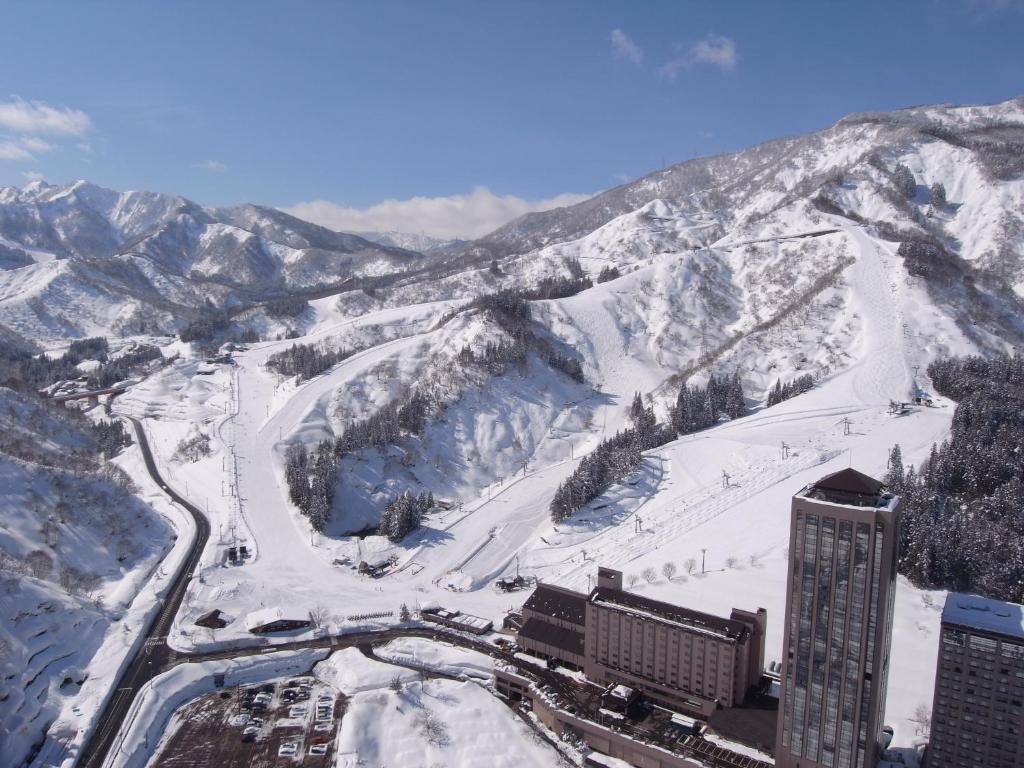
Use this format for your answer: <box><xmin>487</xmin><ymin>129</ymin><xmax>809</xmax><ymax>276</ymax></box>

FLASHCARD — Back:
<box><xmin>0</xmin><ymin>141</ymin><xmax>32</xmax><ymax>161</ymax></box>
<box><xmin>283</xmin><ymin>186</ymin><xmax>594</xmax><ymax>240</ymax></box>
<box><xmin>21</xmin><ymin>170</ymin><xmax>45</xmax><ymax>182</ymax></box>
<box><xmin>18</xmin><ymin>136</ymin><xmax>53</xmax><ymax>153</ymax></box>
<box><xmin>691</xmin><ymin>33</ymin><xmax>738</xmax><ymax>71</ymax></box>
<box><xmin>0</xmin><ymin>98</ymin><xmax>91</xmax><ymax>135</ymax></box>
<box><xmin>0</xmin><ymin>136</ymin><xmax>56</xmax><ymax>161</ymax></box>
<box><xmin>193</xmin><ymin>159</ymin><xmax>227</xmax><ymax>172</ymax></box>
<box><xmin>610</xmin><ymin>29</ymin><xmax>644</xmax><ymax>65</ymax></box>
<box><xmin>661</xmin><ymin>33</ymin><xmax>738</xmax><ymax>79</ymax></box>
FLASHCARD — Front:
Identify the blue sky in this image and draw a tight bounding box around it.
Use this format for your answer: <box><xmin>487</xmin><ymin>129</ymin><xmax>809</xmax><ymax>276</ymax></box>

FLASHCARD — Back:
<box><xmin>1</xmin><ymin>0</ymin><xmax>1022</xmax><ymax>237</ymax></box>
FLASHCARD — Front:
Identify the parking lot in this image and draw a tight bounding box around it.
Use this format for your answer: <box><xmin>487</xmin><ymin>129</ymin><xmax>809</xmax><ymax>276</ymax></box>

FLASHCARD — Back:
<box><xmin>152</xmin><ymin>676</ymin><xmax>345</xmax><ymax>767</ymax></box>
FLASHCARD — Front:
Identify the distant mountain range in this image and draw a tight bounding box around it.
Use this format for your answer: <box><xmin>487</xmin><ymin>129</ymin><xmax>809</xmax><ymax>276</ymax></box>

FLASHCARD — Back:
<box><xmin>353</xmin><ymin>230</ymin><xmax>466</xmax><ymax>254</ymax></box>
<box><xmin>0</xmin><ymin>181</ymin><xmax>422</xmax><ymax>342</ymax></box>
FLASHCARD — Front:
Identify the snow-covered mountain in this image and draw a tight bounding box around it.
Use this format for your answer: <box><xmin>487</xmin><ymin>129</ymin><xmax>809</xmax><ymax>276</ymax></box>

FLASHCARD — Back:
<box><xmin>3</xmin><ymin>98</ymin><xmax>1022</xmax><ymax>351</ymax></box>
<box><xmin>353</xmin><ymin>230</ymin><xmax>466</xmax><ymax>254</ymax></box>
<box><xmin>0</xmin><ymin>181</ymin><xmax>423</xmax><ymax>344</ymax></box>
<box><xmin>341</xmin><ymin>97</ymin><xmax>1024</xmax><ymax>380</ymax></box>
<box><xmin>469</xmin><ymin>97</ymin><xmax>1024</xmax><ymax>271</ymax></box>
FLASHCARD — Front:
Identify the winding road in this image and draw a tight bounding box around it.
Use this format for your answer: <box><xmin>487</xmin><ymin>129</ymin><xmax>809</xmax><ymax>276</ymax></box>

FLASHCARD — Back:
<box><xmin>76</xmin><ymin>418</ymin><xmax>211</xmax><ymax>768</ymax></box>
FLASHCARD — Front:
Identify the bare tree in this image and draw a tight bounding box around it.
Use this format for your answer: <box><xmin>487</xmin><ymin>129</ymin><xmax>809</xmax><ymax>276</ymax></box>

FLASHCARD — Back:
<box><xmin>60</xmin><ymin>566</ymin><xmax>83</xmax><ymax>594</ymax></box>
<box><xmin>389</xmin><ymin>675</ymin><xmax>404</xmax><ymax>694</ymax></box>
<box><xmin>684</xmin><ymin>557</ymin><xmax>697</xmax><ymax>575</ymax></box>
<box><xmin>662</xmin><ymin>561</ymin><xmax>678</xmax><ymax>582</ymax></box>
<box><xmin>641</xmin><ymin>567</ymin><xmax>657</xmax><ymax>584</ymax></box>
<box><xmin>41</xmin><ymin>519</ymin><xmax>61</xmax><ymax>549</ymax></box>
<box><xmin>626</xmin><ymin>573</ymin><xmax>641</xmax><ymax>589</ymax></box>
<box><xmin>725</xmin><ymin>556</ymin><xmax>738</xmax><ymax>569</ymax></box>
<box><xmin>417</xmin><ymin>709</ymin><xmax>450</xmax><ymax>747</ymax></box>
<box><xmin>26</xmin><ymin>550</ymin><xmax>53</xmax><ymax>581</ymax></box>
<box><xmin>309</xmin><ymin>604</ymin><xmax>330</xmax><ymax>629</ymax></box>
<box><xmin>910</xmin><ymin>704</ymin><xmax>931</xmax><ymax>737</ymax></box>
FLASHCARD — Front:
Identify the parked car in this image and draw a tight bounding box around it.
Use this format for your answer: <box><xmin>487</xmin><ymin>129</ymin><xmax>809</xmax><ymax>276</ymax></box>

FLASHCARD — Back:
<box><xmin>308</xmin><ymin>744</ymin><xmax>328</xmax><ymax>756</ymax></box>
<box><xmin>278</xmin><ymin>741</ymin><xmax>299</xmax><ymax>757</ymax></box>
<box><xmin>241</xmin><ymin>726</ymin><xmax>259</xmax><ymax>743</ymax></box>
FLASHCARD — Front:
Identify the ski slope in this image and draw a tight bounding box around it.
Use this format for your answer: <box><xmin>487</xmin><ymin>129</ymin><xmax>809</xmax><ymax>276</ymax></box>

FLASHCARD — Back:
<box><xmin>113</xmin><ymin>221</ymin><xmax>984</xmax><ymax>763</ymax></box>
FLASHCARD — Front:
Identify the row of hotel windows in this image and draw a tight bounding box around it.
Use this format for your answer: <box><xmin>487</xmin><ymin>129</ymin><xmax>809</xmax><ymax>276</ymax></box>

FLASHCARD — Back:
<box><xmin>597</xmin><ymin>652</ymin><xmax>732</xmax><ymax>684</ymax></box>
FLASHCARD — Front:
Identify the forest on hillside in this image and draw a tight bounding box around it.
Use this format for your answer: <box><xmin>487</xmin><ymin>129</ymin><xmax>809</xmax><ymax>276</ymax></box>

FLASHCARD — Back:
<box><xmin>889</xmin><ymin>353</ymin><xmax>1024</xmax><ymax>602</ymax></box>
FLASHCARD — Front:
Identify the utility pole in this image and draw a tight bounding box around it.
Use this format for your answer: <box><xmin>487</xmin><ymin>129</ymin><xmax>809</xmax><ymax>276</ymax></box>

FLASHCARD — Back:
<box><xmin>781</xmin><ymin>441</ymin><xmax>790</xmax><ymax>460</ymax></box>
<box><xmin>843</xmin><ymin>417</ymin><xmax>852</xmax><ymax>436</ymax></box>
<box><xmin>701</xmin><ymin>548</ymin><xmax>707</xmax><ymax>575</ymax></box>
<box><xmin>722</xmin><ymin>470</ymin><xmax>731</xmax><ymax>489</ymax></box>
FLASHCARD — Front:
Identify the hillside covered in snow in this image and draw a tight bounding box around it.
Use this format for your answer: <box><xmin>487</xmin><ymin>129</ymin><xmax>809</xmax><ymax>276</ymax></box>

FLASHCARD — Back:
<box><xmin>0</xmin><ymin>388</ymin><xmax>175</xmax><ymax>765</ymax></box>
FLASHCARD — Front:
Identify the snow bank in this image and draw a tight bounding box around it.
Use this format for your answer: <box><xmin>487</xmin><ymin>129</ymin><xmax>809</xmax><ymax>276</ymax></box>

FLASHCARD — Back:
<box><xmin>375</xmin><ymin>637</ymin><xmax>495</xmax><ymax>681</ymax></box>
<box><xmin>312</xmin><ymin>647</ymin><xmax>421</xmax><ymax>694</ymax></box>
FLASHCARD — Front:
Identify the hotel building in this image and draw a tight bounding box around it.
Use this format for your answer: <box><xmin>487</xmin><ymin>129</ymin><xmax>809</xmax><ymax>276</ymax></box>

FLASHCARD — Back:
<box><xmin>928</xmin><ymin>592</ymin><xmax>1024</xmax><ymax>768</ymax></box>
<box><xmin>774</xmin><ymin>468</ymin><xmax>901</xmax><ymax>768</ymax></box>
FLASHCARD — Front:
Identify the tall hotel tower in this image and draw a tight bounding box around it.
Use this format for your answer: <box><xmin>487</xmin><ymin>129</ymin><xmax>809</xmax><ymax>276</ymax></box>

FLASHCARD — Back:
<box><xmin>775</xmin><ymin>468</ymin><xmax>901</xmax><ymax>768</ymax></box>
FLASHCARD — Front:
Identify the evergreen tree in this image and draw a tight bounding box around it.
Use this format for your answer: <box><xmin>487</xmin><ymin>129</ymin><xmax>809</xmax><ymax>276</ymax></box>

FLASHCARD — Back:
<box><xmin>885</xmin><ymin>444</ymin><xmax>905</xmax><ymax>495</ymax></box>
<box><xmin>929</xmin><ymin>182</ymin><xmax>947</xmax><ymax>209</ymax></box>
<box><xmin>893</xmin><ymin>163</ymin><xmax>917</xmax><ymax>199</ymax></box>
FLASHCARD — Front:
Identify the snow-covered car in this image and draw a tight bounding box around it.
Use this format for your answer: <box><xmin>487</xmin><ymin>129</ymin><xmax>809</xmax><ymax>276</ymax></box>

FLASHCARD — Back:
<box><xmin>278</xmin><ymin>741</ymin><xmax>299</xmax><ymax>757</ymax></box>
<box><xmin>313</xmin><ymin>722</ymin><xmax>333</xmax><ymax>732</ymax></box>
<box><xmin>241</xmin><ymin>726</ymin><xmax>259</xmax><ymax>742</ymax></box>
<box><xmin>308</xmin><ymin>744</ymin><xmax>328</xmax><ymax>756</ymax></box>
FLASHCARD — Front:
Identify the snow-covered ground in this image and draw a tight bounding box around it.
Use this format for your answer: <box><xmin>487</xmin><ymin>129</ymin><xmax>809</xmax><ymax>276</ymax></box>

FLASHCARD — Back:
<box><xmin>0</xmin><ymin>390</ymin><xmax>187</xmax><ymax>767</ymax></box>
<box><xmin>375</xmin><ymin>637</ymin><xmax>495</xmax><ymax>681</ymax></box>
<box><xmin>314</xmin><ymin>649</ymin><xmax>561</xmax><ymax>768</ymax></box>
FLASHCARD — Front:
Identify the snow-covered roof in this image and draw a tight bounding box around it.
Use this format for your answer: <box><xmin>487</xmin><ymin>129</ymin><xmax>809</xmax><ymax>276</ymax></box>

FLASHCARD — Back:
<box><xmin>591</xmin><ymin>588</ymin><xmax>748</xmax><ymax>641</ymax></box>
<box><xmin>458</xmin><ymin>613</ymin><xmax>493</xmax><ymax>630</ymax></box>
<box><xmin>815</xmin><ymin>468</ymin><xmax>884</xmax><ymax>496</ymax></box>
<box><xmin>244</xmin><ymin>607</ymin><xmax>306</xmax><ymax>631</ymax></box>
<box><xmin>609</xmin><ymin>684</ymin><xmax>634</xmax><ymax>699</ymax></box>
<box><xmin>943</xmin><ymin>593</ymin><xmax>1024</xmax><ymax>640</ymax></box>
